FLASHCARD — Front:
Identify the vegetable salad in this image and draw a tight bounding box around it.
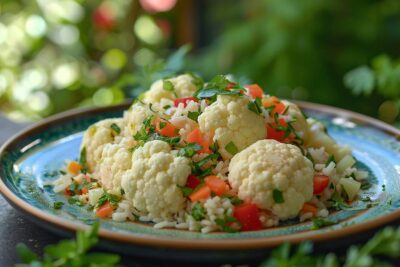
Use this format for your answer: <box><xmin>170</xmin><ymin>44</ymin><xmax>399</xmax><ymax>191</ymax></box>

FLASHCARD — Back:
<box><xmin>52</xmin><ymin>74</ymin><xmax>371</xmax><ymax>233</ymax></box>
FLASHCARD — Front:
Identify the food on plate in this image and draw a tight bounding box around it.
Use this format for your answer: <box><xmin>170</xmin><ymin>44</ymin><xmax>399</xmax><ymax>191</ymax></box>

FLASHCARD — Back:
<box><xmin>52</xmin><ymin>73</ymin><xmax>370</xmax><ymax>233</ymax></box>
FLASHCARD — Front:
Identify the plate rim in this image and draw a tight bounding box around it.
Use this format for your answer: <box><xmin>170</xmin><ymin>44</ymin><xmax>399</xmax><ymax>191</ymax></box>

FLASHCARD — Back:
<box><xmin>1</xmin><ymin>100</ymin><xmax>400</xmax><ymax>251</ymax></box>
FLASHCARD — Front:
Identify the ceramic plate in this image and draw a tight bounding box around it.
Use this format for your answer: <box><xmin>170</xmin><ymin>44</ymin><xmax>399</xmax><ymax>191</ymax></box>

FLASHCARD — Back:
<box><xmin>1</xmin><ymin>101</ymin><xmax>400</xmax><ymax>261</ymax></box>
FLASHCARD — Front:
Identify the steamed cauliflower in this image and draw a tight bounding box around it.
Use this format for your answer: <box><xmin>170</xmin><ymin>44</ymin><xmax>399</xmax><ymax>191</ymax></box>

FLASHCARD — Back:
<box><xmin>198</xmin><ymin>95</ymin><xmax>266</xmax><ymax>160</ymax></box>
<box><xmin>121</xmin><ymin>140</ymin><xmax>191</xmax><ymax>220</ymax></box>
<box><xmin>142</xmin><ymin>74</ymin><xmax>199</xmax><ymax>104</ymax></box>
<box><xmin>95</xmin><ymin>142</ymin><xmax>132</xmax><ymax>194</ymax></box>
<box><xmin>228</xmin><ymin>139</ymin><xmax>314</xmax><ymax>220</ymax></box>
<box><xmin>305</xmin><ymin>118</ymin><xmax>352</xmax><ymax>161</ymax></box>
<box><xmin>81</xmin><ymin>118</ymin><xmax>125</xmax><ymax>172</ymax></box>
<box><xmin>123</xmin><ymin>102</ymin><xmax>153</xmax><ymax>137</ymax></box>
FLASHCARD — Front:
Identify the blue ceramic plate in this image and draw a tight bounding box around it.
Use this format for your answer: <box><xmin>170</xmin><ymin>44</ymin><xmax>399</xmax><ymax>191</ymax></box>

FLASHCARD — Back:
<box><xmin>1</xmin><ymin>101</ymin><xmax>400</xmax><ymax>261</ymax></box>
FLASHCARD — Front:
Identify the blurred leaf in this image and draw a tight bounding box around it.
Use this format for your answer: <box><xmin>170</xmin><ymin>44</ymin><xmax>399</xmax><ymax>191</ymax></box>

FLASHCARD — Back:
<box><xmin>344</xmin><ymin>66</ymin><xmax>375</xmax><ymax>96</ymax></box>
<box><xmin>16</xmin><ymin>243</ymin><xmax>39</xmax><ymax>263</ymax></box>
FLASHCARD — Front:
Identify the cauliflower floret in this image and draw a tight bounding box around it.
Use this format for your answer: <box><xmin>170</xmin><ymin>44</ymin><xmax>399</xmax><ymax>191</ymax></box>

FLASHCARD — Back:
<box><xmin>123</xmin><ymin>102</ymin><xmax>152</xmax><ymax>137</ymax></box>
<box><xmin>305</xmin><ymin>118</ymin><xmax>352</xmax><ymax>161</ymax></box>
<box><xmin>281</xmin><ymin>100</ymin><xmax>309</xmax><ymax>140</ymax></box>
<box><xmin>121</xmin><ymin>140</ymin><xmax>191</xmax><ymax>220</ymax></box>
<box><xmin>228</xmin><ymin>139</ymin><xmax>314</xmax><ymax>220</ymax></box>
<box><xmin>81</xmin><ymin>118</ymin><xmax>125</xmax><ymax>172</ymax></box>
<box><xmin>142</xmin><ymin>74</ymin><xmax>198</xmax><ymax>104</ymax></box>
<box><xmin>198</xmin><ymin>95</ymin><xmax>266</xmax><ymax>160</ymax></box>
<box><xmin>95</xmin><ymin>141</ymin><xmax>132</xmax><ymax>194</ymax></box>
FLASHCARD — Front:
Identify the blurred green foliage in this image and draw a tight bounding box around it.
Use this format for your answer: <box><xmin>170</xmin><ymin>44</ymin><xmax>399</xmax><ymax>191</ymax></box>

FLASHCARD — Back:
<box><xmin>0</xmin><ymin>0</ymin><xmax>399</xmax><ymax>126</ymax></box>
<box><xmin>189</xmin><ymin>0</ymin><xmax>400</xmax><ymax>124</ymax></box>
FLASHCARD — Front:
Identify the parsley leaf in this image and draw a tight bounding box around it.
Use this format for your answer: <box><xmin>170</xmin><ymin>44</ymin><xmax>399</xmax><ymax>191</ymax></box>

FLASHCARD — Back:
<box><xmin>163</xmin><ymin>80</ymin><xmax>175</xmax><ymax>92</ymax></box>
<box><xmin>273</xmin><ymin>189</ymin><xmax>284</xmax><ymax>203</ymax></box>
<box><xmin>191</xmin><ymin>202</ymin><xmax>206</xmax><ymax>221</ymax></box>
<box><xmin>178</xmin><ymin>143</ymin><xmax>202</xmax><ymax>157</ymax></box>
<box><xmin>215</xmin><ymin>216</ymin><xmax>240</xmax><ymax>233</ymax></box>
<box><xmin>247</xmin><ymin>98</ymin><xmax>263</xmax><ymax>115</ymax></box>
<box><xmin>225</xmin><ymin>141</ymin><xmax>238</xmax><ymax>155</ymax></box>
<box><xmin>53</xmin><ymin>201</ymin><xmax>64</xmax><ymax>209</ymax></box>
<box><xmin>187</xmin><ymin>111</ymin><xmax>200</xmax><ymax>122</ymax></box>
<box><xmin>222</xmin><ymin>195</ymin><xmax>244</xmax><ymax>206</ymax></box>
<box><xmin>79</xmin><ymin>147</ymin><xmax>89</xmax><ymax>174</ymax></box>
<box><xmin>96</xmin><ymin>192</ymin><xmax>121</xmax><ymax>209</ymax></box>
<box><xmin>110</xmin><ymin>123</ymin><xmax>121</xmax><ymax>134</ymax></box>
<box><xmin>177</xmin><ymin>185</ymin><xmax>194</xmax><ymax>197</ymax></box>
<box><xmin>68</xmin><ymin>196</ymin><xmax>84</xmax><ymax>206</ymax></box>
<box><xmin>311</xmin><ymin>217</ymin><xmax>336</xmax><ymax>230</ymax></box>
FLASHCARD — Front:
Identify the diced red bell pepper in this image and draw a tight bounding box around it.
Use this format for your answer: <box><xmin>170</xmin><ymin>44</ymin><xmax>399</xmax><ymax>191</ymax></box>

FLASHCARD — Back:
<box><xmin>313</xmin><ymin>175</ymin><xmax>330</xmax><ymax>194</ymax></box>
<box><xmin>173</xmin><ymin>97</ymin><xmax>198</xmax><ymax>107</ymax></box>
<box><xmin>186</xmin><ymin>175</ymin><xmax>201</xmax><ymax>189</ymax></box>
<box><xmin>263</xmin><ymin>96</ymin><xmax>286</xmax><ymax>116</ymax></box>
<box><xmin>233</xmin><ymin>203</ymin><xmax>263</xmax><ymax>231</ymax></box>
<box><xmin>266</xmin><ymin>118</ymin><xmax>292</xmax><ymax>143</ymax></box>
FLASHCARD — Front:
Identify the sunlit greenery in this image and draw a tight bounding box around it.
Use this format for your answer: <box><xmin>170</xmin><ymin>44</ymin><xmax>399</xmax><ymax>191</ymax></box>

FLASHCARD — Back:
<box><xmin>0</xmin><ymin>0</ymin><xmax>399</xmax><ymax>126</ymax></box>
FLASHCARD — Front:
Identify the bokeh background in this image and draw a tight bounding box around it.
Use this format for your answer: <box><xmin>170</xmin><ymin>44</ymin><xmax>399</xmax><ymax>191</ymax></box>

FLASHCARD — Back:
<box><xmin>0</xmin><ymin>0</ymin><xmax>399</xmax><ymax>127</ymax></box>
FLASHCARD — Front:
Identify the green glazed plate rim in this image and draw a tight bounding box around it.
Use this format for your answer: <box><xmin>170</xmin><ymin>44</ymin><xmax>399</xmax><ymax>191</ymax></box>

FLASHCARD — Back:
<box><xmin>1</xmin><ymin>100</ymin><xmax>400</xmax><ymax>251</ymax></box>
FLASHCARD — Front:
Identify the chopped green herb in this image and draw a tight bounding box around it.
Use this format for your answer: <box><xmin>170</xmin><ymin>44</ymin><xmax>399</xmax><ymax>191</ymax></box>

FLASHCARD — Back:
<box><xmin>329</xmin><ymin>191</ymin><xmax>350</xmax><ymax>210</ymax></box>
<box><xmin>79</xmin><ymin>147</ymin><xmax>89</xmax><ymax>174</ymax></box>
<box><xmin>163</xmin><ymin>80</ymin><xmax>175</xmax><ymax>92</ymax></box>
<box><xmin>187</xmin><ymin>111</ymin><xmax>200</xmax><ymax>122</ymax></box>
<box><xmin>120</xmin><ymin>188</ymin><xmax>125</xmax><ymax>195</ymax></box>
<box><xmin>68</xmin><ymin>197</ymin><xmax>84</xmax><ymax>206</ymax></box>
<box><xmin>59</xmin><ymin>170</ymin><xmax>67</xmax><ymax>175</ymax></box>
<box><xmin>96</xmin><ymin>192</ymin><xmax>121</xmax><ymax>209</ymax></box>
<box><xmin>159</xmin><ymin>121</ymin><xmax>166</xmax><ymax>129</ymax></box>
<box><xmin>177</xmin><ymin>185</ymin><xmax>193</xmax><ymax>197</ymax></box>
<box><xmin>222</xmin><ymin>195</ymin><xmax>244</xmax><ymax>206</ymax></box>
<box><xmin>325</xmin><ymin>155</ymin><xmax>336</xmax><ymax>167</ymax></box>
<box><xmin>210</xmin><ymin>142</ymin><xmax>219</xmax><ymax>153</ymax></box>
<box><xmin>53</xmin><ymin>201</ymin><xmax>64</xmax><ymax>209</ymax></box>
<box><xmin>225</xmin><ymin>141</ymin><xmax>238</xmax><ymax>155</ymax></box>
<box><xmin>264</xmin><ymin>105</ymin><xmax>276</xmax><ymax>114</ymax></box>
<box><xmin>273</xmin><ymin>189</ymin><xmax>284</xmax><ymax>203</ymax></box>
<box><xmin>195</xmin><ymin>153</ymin><xmax>219</xmax><ymax>168</ymax></box>
<box><xmin>215</xmin><ymin>216</ymin><xmax>240</xmax><ymax>233</ymax></box>
<box><xmin>247</xmin><ymin>98</ymin><xmax>263</xmax><ymax>115</ymax></box>
<box><xmin>191</xmin><ymin>202</ymin><xmax>206</xmax><ymax>221</ymax></box>
<box><xmin>178</xmin><ymin>143</ymin><xmax>202</xmax><ymax>157</ymax></box>
<box><xmin>110</xmin><ymin>123</ymin><xmax>121</xmax><ymax>134</ymax></box>
<box><xmin>311</xmin><ymin>217</ymin><xmax>336</xmax><ymax>230</ymax></box>
<box><xmin>360</xmin><ymin>180</ymin><xmax>372</xmax><ymax>190</ymax></box>
<box><xmin>163</xmin><ymin>104</ymin><xmax>171</xmax><ymax>110</ymax></box>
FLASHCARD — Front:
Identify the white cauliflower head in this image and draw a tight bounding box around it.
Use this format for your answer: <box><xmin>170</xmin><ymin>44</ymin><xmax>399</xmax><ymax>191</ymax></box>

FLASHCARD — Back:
<box><xmin>123</xmin><ymin>102</ymin><xmax>152</xmax><ymax>137</ymax></box>
<box><xmin>95</xmin><ymin>141</ymin><xmax>132</xmax><ymax>195</ymax></box>
<box><xmin>81</xmin><ymin>118</ymin><xmax>125</xmax><ymax>172</ymax></box>
<box><xmin>142</xmin><ymin>74</ymin><xmax>199</xmax><ymax>104</ymax></box>
<box><xmin>121</xmin><ymin>140</ymin><xmax>191</xmax><ymax>220</ymax></box>
<box><xmin>198</xmin><ymin>95</ymin><xmax>266</xmax><ymax>160</ymax></box>
<box><xmin>228</xmin><ymin>139</ymin><xmax>314</xmax><ymax>220</ymax></box>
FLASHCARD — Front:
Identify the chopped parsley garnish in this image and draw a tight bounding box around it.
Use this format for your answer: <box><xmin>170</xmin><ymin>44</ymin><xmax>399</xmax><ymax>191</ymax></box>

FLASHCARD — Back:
<box><xmin>59</xmin><ymin>170</ymin><xmax>67</xmax><ymax>175</ymax></box>
<box><xmin>247</xmin><ymin>98</ymin><xmax>263</xmax><ymax>115</ymax></box>
<box><xmin>325</xmin><ymin>155</ymin><xmax>336</xmax><ymax>167</ymax></box>
<box><xmin>187</xmin><ymin>111</ymin><xmax>200</xmax><ymax>122</ymax></box>
<box><xmin>225</xmin><ymin>141</ymin><xmax>238</xmax><ymax>155</ymax></box>
<box><xmin>177</xmin><ymin>185</ymin><xmax>194</xmax><ymax>197</ymax></box>
<box><xmin>68</xmin><ymin>197</ymin><xmax>84</xmax><ymax>207</ymax></box>
<box><xmin>273</xmin><ymin>189</ymin><xmax>284</xmax><ymax>203</ymax></box>
<box><xmin>191</xmin><ymin>153</ymin><xmax>219</xmax><ymax>178</ymax></box>
<box><xmin>53</xmin><ymin>201</ymin><xmax>64</xmax><ymax>209</ymax></box>
<box><xmin>133</xmin><ymin>115</ymin><xmax>180</xmax><ymax>146</ymax></box>
<box><xmin>163</xmin><ymin>80</ymin><xmax>175</xmax><ymax>94</ymax></box>
<box><xmin>222</xmin><ymin>195</ymin><xmax>244</xmax><ymax>206</ymax></box>
<box><xmin>311</xmin><ymin>217</ymin><xmax>336</xmax><ymax>230</ymax></box>
<box><xmin>360</xmin><ymin>180</ymin><xmax>372</xmax><ymax>190</ymax></box>
<box><xmin>191</xmin><ymin>202</ymin><xmax>206</xmax><ymax>221</ymax></box>
<box><xmin>194</xmin><ymin>75</ymin><xmax>243</xmax><ymax>101</ymax></box>
<box><xmin>210</xmin><ymin>142</ymin><xmax>219</xmax><ymax>153</ymax></box>
<box><xmin>178</xmin><ymin>143</ymin><xmax>202</xmax><ymax>157</ymax></box>
<box><xmin>163</xmin><ymin>104</ymin><xmax>171</xmax><ymax>110</ymax></box>
<box><xmin>79</xmin><ymin>147</ymin><xmax>89</xmax><ymax>174</ymax></box>
<box><xmin>96</xmin><ymin>192</ymin><xmax>121</xmax><ymax>209</ymax></box>
<box><xmin>110</xmin><ymin>123</ymin><xmax>121</xmax><ymax>134</ymax></box>
<box><xmin>195</xmin><ymin>153</ymin><xmax>219</xmax><ymax>168</ymax></box>
<box><xmin>329</xmin><ymin>191</ymin><xmax>350</xmax><ymax>210</ymax></box>
<box><xmin>215</xmin><ymin>216</ymin><xmax>240</xmax><ymax>233</ymax></box>
<box><xmin>159</xmin><ymin>121</ymin><xmax>166</xmax><ymax>129</ymax></box>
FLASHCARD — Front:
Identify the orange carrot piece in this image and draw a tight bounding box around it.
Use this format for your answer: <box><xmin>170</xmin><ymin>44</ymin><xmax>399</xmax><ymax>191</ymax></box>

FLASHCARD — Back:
<box><xmin>245</xmin><ymin>84</ymin><xmax>264</xmax><ymax>98</ymax></box>
<box><xmin>68</xmin><ymin>161</ymin><xmax>82</xmax><ymax>175</ymax></box>
<box><xmin>96</xmin><ymin>201</ymin><xmax>114</xmax><ymax>218</ymax></box>
<box><xmin>301</xmin><ymin>203</ymin><xmax>318</xmax><ymax>216</ymax></box>
<box><xmin>189</xmin><ymin>185</ymin><xmax>211</xmax><ymax>202</ymax></box>
<box><xmin>205</xmin><ymin>176</ymin><xmax>229</xmax><ymax>196</ymax></box>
